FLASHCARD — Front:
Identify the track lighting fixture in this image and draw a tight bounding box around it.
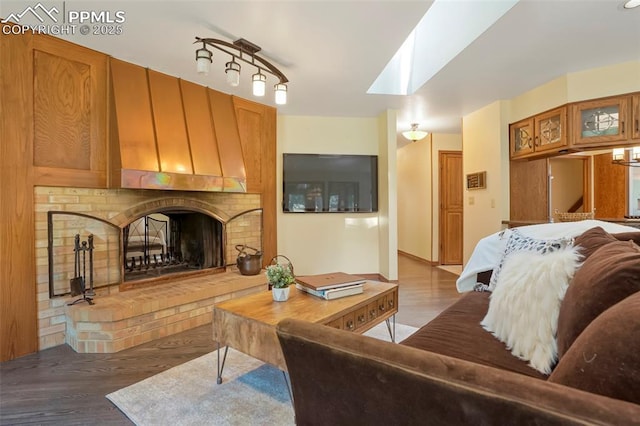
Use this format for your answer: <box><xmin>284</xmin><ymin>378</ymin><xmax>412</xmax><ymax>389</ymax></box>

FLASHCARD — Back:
<box><xmin>195</xmin><ymin>36</ymin><xmax>289</xmax><ymax>105</ymax></box>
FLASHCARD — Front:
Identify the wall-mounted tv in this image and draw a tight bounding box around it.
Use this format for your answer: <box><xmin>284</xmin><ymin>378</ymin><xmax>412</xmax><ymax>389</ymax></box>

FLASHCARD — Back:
<box><xmin>283</xmin><ymin>153</ymin><xmax>378</xmax><ymax>213</ymax></box>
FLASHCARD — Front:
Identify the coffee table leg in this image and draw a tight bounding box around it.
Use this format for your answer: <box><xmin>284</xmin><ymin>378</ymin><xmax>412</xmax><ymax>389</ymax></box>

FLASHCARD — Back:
<box><xmin>216</xmin><ymin>343</ymin><xmax>229</xmax><ymax>385</ymax></box>
<box><xmin>385</xmin><ymin>315</ymin><xmax>396</xmax><ymax>343</ymax></box>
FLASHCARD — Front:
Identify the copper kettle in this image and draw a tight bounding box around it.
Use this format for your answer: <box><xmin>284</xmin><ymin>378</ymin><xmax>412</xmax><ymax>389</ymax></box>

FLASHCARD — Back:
<box><xmin>235</xmin><ymin>244</ymin><xmax>263</xmax><ymax>275</ymax></box>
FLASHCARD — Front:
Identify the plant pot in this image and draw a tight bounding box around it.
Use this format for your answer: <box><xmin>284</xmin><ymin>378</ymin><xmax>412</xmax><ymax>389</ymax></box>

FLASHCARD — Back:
<box><xmin>272</xmin><ymin>287</ymin><xmax>290</xmax><ymax>302</ymax></box>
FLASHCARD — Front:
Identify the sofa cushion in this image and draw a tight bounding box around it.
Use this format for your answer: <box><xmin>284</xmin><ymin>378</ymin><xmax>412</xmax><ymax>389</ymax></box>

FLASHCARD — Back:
<box><xmin>400</xmin><ymin>292</ymin><xmax>547</xmax><ymax>379</ymax></box>
<box><xmin>613</xmin><ymin>230</ymin><xmax>640</xmax><ymax>245</ymax></box>
<box><xmin>549</xmin><ymin>292</ymin><xmax>640</xmax><ymax>405</ymax></box>
<box><xmin>481</xmin><ymin>246</ymin><xmax>582</xmax><ymax>374</ymax></box>
<box><xmin>488</xmin><ymin>229</ymin><xmax>572</xmax><ymax>292</ymax></box>
<box><xmin>573</xmin><ymin>226</ymin><xmax>618</xmax><ymax>259</ymax></box>
<box><xmin>556</xmin><ymin>240</ymin><xmax>640</xmax><ymax>358</ymax></box>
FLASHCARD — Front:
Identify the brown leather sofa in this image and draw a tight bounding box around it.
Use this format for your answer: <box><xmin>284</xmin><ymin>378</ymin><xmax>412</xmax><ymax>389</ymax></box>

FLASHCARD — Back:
<box><xmin>276</xmin><ymin>228</ymin><xmax>640</xmax><ymax>425</ymax></box>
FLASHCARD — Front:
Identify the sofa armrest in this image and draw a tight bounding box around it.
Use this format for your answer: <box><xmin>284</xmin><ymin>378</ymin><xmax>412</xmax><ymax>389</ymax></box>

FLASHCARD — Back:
<box><xmin>276</xmin><ymin>318</ymin><xmax>640</xmax><ymax>425</ymax></box>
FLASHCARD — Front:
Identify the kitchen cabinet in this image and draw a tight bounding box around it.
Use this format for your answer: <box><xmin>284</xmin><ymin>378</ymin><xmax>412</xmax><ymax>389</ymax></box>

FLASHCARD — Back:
<box><xmin>509</xmin><ymin>118</ymin><xmax>534</xmax><ymax>159</ymax></box>
<box><xmin>32</xmin><ymin>34</ymin><xmax>108</xmax><ymax>187</ymax></box>
<box><xmin>593</xmin><ymin>152</ymin><xmax>626</xmax><ymax>219</ymax></box>
<box><xmin>509</xmin><ymin>158</ymin><xmax>550</xmax><ymax>221</ymax></box>
<box><xmin>534</xmin><ymin>106</ymin><xmax>568</xmax><ymax>153</ymax></box>
<box><xmin>571</xmin><ymin>95</ymin><xmax>629</xmax><ymax>147</ymax></box>
<box><xmin>510</xmin><ymin>106</ymin><xmax>567</xmax><ymax>159</ymax></box>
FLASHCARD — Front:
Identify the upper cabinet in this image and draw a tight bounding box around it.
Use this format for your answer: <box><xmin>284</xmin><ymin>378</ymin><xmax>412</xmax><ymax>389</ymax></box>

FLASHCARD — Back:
<box><xmin>32</xmin><ymin>34</ymin><xmax>108</xmax><ymax>187</ymax></box>
<box><xmin>534</xmin><ymin>107</ymin><xmax>567</xmax><ymax>153</ymax></box>
<box><xmin>510</xmin><ymin>106</ymin><xmax>567</xmax><ymax>159</ymax></box>
<box><xmin>632</xmin><ymin>94</ymin><xmax>640</xmax><ymax>140</ymax></box>
<box><xmin>510</xmin><ymin>118</ymin><xmax>534</xmax><ymax>159</ymax></box>
<box><xmin>571</xmin><ymin>96</ymin><xmax>629</xmax><ymax>147</ymax></box>
<box><xmin>510</xmin><ymin>92</ymin><xmax>640</xmax><ymax>161</ymax></box>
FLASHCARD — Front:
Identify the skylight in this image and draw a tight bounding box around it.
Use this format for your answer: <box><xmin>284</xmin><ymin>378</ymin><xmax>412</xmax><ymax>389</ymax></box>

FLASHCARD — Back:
<box><xmin>368</xmin><ymin>0</ymin><xmax>520</xmax><ymax>96</ymax></box>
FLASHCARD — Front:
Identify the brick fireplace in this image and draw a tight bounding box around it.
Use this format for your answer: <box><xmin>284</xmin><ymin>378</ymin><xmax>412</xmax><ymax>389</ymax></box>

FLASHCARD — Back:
<box><xmin>35</xmin><ymin>186</ymin><xmax>265</xmax><ymax>352</ymax></box>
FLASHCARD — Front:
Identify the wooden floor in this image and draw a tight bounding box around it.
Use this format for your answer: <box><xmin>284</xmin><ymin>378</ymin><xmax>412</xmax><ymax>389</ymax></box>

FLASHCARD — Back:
<box><xmin>0</xmin><ymin>255</ymin><xmax>461</xmax><ymax>425</ymax></box>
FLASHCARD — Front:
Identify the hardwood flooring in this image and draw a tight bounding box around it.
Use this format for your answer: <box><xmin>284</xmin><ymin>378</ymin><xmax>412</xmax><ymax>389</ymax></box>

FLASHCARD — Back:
<box><xmin>0</xmin><ymin>255</ymin><xmax>461</xmax><ymax>425</ymax></box>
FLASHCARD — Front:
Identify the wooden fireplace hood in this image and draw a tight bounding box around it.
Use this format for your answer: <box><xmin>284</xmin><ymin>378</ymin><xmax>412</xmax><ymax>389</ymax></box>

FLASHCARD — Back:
<box><xmin>108</xmin><ymin>58</ymin><xmax>247</xmax><ymax>192</ymax></box>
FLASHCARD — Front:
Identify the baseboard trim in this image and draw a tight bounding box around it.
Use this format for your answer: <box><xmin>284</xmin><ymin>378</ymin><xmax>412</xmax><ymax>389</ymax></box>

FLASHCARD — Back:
<box><xmin>358</xmin><ymin>273</ymin><xmax>398</xmax><ymax>284</ymax></box>
<box><xmin>398</xmin><ymin>250</ymin><xmax>437</xmax><ymax>266</ymax></box>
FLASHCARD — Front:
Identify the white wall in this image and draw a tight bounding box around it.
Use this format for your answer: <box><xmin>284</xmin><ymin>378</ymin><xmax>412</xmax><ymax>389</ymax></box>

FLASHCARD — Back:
<box><xmin>397</xmin><ymin>134</ymin><xmax>432</xmax><ymax>261</ymax></box>
<box><xmin>462</xmin><ymin>101</ymin><xmax>510</xmax><ymax>264</ymax></box>
<box><xmin>377</xmin><ymin>110</ymin><xmax>398</xmax><ymax>280</ymax></box>
<box><xmin>277</xmin><ymin>115</ymin><xmax>395</xmax><ymax>278</ymax></box>
<box><xmin>510</xmin><ymin>61</ymin><xmax>640</xmax><ymax>123</ymax></box>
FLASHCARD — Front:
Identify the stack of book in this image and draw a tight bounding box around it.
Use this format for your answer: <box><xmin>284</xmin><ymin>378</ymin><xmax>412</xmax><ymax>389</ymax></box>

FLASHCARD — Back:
<box><xmin>295</xmin><ymin>272</ymin><xmax>366</xmax><ymax>300</ymax></box>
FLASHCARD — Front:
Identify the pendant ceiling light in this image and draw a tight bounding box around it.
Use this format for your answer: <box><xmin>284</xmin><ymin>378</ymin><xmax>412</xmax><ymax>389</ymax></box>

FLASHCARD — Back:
<box><xmin>402</xmin><ymin>123</ymin><xmax>429</xmax><ymax>142</ymax></box>
<box><xmin>194</xmin><ymin>37</ymin><xmax>289</xmax><ymax>105</ymax></box>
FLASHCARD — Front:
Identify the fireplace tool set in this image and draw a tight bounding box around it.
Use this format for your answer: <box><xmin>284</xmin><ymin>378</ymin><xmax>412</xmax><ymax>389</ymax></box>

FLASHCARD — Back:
<box><xmin>68</xmin><ymin>234</ymin><xmax>95</xmax><ymax>306</ymax></box>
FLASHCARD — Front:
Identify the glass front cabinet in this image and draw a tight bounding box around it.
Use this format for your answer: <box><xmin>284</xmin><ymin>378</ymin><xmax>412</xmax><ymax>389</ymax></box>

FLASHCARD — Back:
<box><xmin>572</xmin><ymin>96</ymin><xmax>629</xmax><ymax>146</ymax></box>
<box><xmin>510</xmin><ymin>107</ymin><xmax>567</xmax><ymax>159</ymax></box>
<box><xmin>534</xmin><ymin>107</ymin><xmax>567</xmax><ymax>153</ymax></box>
<box><xmin>509</xmin><ymin>118</ymin><xmax>534</xmax><ymax>159</ymax></box>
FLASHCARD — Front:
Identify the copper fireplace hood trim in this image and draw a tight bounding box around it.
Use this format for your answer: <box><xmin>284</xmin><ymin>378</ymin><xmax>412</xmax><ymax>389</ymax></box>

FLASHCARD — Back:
<box><xmin>116</xmin><ymin>169</ymin><xmax>247</xmax><ymax>193</ymax></box>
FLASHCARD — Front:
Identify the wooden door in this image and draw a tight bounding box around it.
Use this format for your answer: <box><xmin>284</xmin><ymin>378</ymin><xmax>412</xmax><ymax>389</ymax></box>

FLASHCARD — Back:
<box><xmin>439</xmin><ymin>151</ymin><xmax>463</xmax><ymax>265</ymax></box>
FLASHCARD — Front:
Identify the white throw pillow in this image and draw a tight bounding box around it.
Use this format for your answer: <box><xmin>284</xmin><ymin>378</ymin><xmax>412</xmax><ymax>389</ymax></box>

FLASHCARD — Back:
<box><xmin>487</xmin><ymin>229</ymin><xmax>573</xmax><ymax>292</ymax></box>
<box><xmin>481</xmin><ymin>245</ymin><xmax>582</xmax><ymax>374</ymax></box>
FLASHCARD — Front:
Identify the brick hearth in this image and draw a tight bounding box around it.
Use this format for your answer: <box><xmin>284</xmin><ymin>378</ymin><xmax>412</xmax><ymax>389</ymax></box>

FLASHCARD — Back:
<box><xmin>65</xmin><ymin>271</ymin><xmax>266</xmax><ymax>353</ymax></box>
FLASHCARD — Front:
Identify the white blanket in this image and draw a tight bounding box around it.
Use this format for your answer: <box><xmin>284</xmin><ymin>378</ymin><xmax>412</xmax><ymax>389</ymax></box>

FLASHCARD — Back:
<box><xmin>456</xmin><ymin>220</ymin><xmax>639</xmax><ymax>292</ymax></box>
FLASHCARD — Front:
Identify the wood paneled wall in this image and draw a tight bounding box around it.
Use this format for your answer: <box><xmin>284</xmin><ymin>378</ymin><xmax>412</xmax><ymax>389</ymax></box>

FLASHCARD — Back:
<box><xmin>509</xmin><ymin>158</ymin><xmax>550</xmax><ymax>222</ymax></box>
<box><xmin>594</xmin><ymin>153</ymin><xmax>627</xmax><ymax>218</ymax></box>
<box><xmin>0</xmin><ymin>28</ymin><xmax>38</xmax><ymax>361</ymax></box>
<box><xmin>233</xmin><ymin>97</ymin><xmax>277</xmax><ymax>265</ymax></box>
<box><xmin>0</xmin><ymin>29</ymin><xmax>278</xmax><ymax>361</ymax></box>
<box><xmin>32</xmin><ymin>35</ymin><xmax>107</xmax><ymax>188</ymax></box>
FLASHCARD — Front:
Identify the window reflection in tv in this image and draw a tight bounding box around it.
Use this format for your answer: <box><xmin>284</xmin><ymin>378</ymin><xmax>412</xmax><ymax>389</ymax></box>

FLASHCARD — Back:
<box><xmin>283</xmin><ymin>154</ymin><xmax>378</xmax><ymax>213</ymax></box>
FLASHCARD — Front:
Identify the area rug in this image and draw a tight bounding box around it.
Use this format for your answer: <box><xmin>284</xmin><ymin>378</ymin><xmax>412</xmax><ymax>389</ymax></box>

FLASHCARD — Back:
<box><xmin>106</xmin><ymin>322</ymin><xmax>418</xmax><ymax>426</ymax></box>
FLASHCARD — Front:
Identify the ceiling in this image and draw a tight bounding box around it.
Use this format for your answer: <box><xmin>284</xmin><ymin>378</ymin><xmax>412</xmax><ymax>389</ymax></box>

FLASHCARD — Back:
<box><xmin>2</xmin><ymin>0</ymin><xmax>639</xmax><ymax>140</ymax></box>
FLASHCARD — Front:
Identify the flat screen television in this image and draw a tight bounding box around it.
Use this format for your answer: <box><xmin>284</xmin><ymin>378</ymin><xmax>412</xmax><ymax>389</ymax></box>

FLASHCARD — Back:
<box><xmin>282</xmin><ymin>153</ymin><xmax>378</xmax><ymax>213</ymax></box>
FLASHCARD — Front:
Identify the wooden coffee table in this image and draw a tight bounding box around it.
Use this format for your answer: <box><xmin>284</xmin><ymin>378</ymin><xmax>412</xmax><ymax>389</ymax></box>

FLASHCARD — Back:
<box><xmin>212</xmin><ymin>281</ymin><xmax>398</xmax><ymax>383</ymax></box>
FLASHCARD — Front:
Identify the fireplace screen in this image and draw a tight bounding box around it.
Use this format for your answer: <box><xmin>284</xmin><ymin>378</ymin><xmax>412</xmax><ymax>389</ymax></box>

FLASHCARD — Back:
<box><xmin>48</xmin><ymin>208</ymin><xmax>263</xmax><ymax>297</ymax></box>
<box><xmin>48</xmin><ymin>212</ymin><xmax>121</xmax><ymax>297</ymax></box>
<box><xmin>123</xmin><ymin>212</ymin><xmax>224</xmax><ymax>281</ymax></box>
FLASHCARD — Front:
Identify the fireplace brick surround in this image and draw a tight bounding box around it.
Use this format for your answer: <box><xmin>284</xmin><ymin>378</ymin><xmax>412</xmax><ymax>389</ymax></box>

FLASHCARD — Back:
<box><xmin>35</xmin><ymin>186</ymin><xmax>265</xmax><ymax>353</ymax></box>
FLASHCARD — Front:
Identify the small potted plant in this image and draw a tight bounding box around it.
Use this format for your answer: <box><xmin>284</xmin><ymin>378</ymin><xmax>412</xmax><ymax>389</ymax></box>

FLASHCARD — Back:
<box><xmin>266</xmin><ymin>261</ymin><xmax>295</xmax><ymax>302</ymax></box>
